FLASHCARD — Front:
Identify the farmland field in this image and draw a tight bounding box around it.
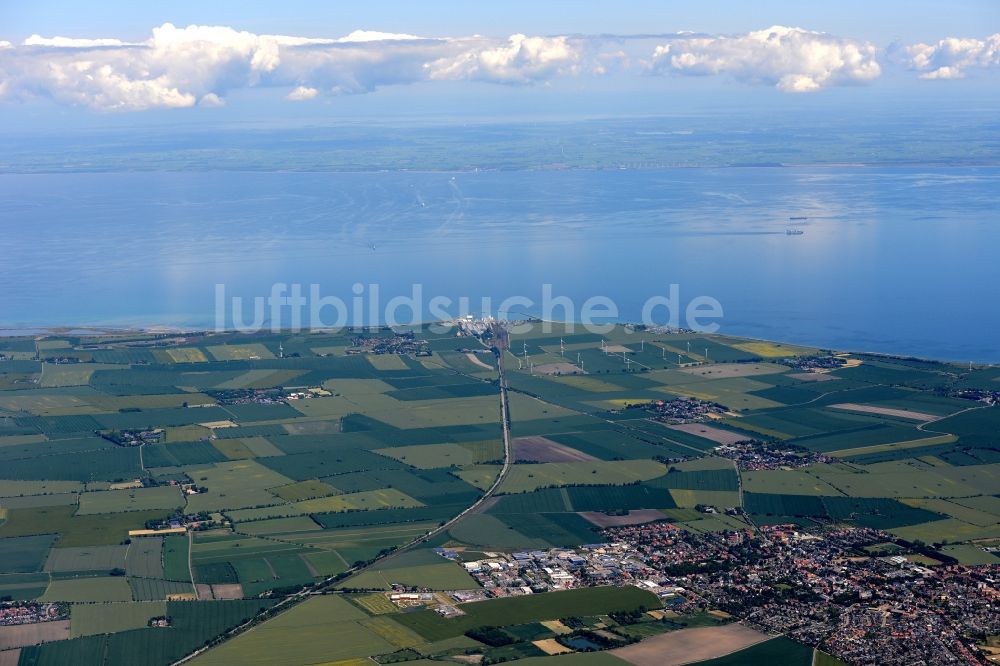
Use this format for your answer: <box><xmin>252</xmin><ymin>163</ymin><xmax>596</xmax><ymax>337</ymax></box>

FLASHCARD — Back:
<box><xmin>0</xmin><ymin>621</ymin><xmax>71</xmax><ymax>650</ymax></box>
<box><xmin>128</xmin><ymin>576</ymin><xmax>194</xmax><ymax>601</ymax></box>
<box><xmin>269</xmin><ymin>479</ymin><xmax>340</xmax><ymax>502</ymax></box>
<box><xmin>39</xmin><ymin>576</ymin><xmax>133</xmax><ymax>602</ymax></box>
<box><xmin>612</xmin><ymin>624</ymin><xmax>771</xmax><ymax>666</ymax></box>
<box><xmin>498</xmin><ymin>460</ymin><xmax>667</xmax><ymax>493</ymax></box>
<box><xmin>394</xmin><ymin>586</ymin><xmax>659</xmax><ymax>641</ymax></box>
<box><xmin>338</xmin><ymin>549</ymin><xmax>478</xmax><ymax>590</ymax></box>
<box><xmin>71</xmin><ymin>601</ymin><xmax>168</xmax><ymax>637</ymax></box>
<box><xmin>0</xmin><ymin>506</ymin><xmax>172</xmax><ymax>547</ymax></box>
<box><xmin>184</xmin><ymin>460</ymin><xmax>296</xmax><ymax>513</ymax></box>
<box><xmin>0</xmin><ymin>573</ymin><xmax>50</xmax><ymax>601</ymax></box>
<box><xmin>44</xmin><ymin>544</ymin><xmax>128</xmax><ymax>572</ymax></box>
<box><xmin>190</xmin><ymin>595</ymin><xmax>395</xmax><ymax>666</ymax></box>
<box><xmin>162</xmin><ymin>535</ymin><xmax>192</xmax><ymax>582</ymax></box>
<box><xmin>0</xmin><ymin>534</ymin><xmax>57</xmax><ymax>573</ymax></box>
<box><xmin>76</xmin><ymin>486</ymin><xmax>184</xmax><ymax>515</ymax></box>
<box><xmin>125</xmin><ymin>536</ymin><xmax>165</xmax><ymax>578</ymax></box>
<box><xmin>375</xmin><ymin>440</ymin><xmax>501</xmax><ymax>467</ymax></box>
<box><xmin>1</xmin><ymin>325</ymin><xmax>998</xmax><ymax>665</ymax></box>
<box><xmin>678</xmin><ymin>636</ymin><xmax>813</xmax><ymax>665</ymax></box>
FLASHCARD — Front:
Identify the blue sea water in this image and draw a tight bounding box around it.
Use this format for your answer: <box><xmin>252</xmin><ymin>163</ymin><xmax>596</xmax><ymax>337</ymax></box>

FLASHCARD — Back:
<box><xmin>1</xmin><ymin>167</ymin><xmax>998</xmax><ymax>361</ymax></box>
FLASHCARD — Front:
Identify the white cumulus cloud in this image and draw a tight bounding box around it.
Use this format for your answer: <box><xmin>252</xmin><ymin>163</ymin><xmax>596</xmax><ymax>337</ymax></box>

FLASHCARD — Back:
<box><xmin>22</xmin><ymin>34</ymin><xmax>136</xmax><ymax>48</ymax></box>
<box><xmin>905</xmin><ymin>34</ymin><xmax>1000</xmax><ymax>79</ymax></box>
<box><xmin>651</xmin><ymin>25</ymin><xmax>881</xmax><ymax>92</ymax></box>
<box><xmin>286</xmin><ymin>85</ymin><xmax>318</xmax><ymax>101</ymax></box>
<box><xmin>336</xmin><ymin>30</ymin><xmax>423</xmax><ymax>43</ymax></box>
<box><xmin>0</xmin><ymin>23</ymin><xmax>594</xmax><ymax>111</ymax></box>
<box><xmin>426</xmin><ymin>34</ymin><xmax>581</xmax><ymax>83</ymax></box>
<box><xmin>198</xmin><ymin>92</ymin><xmax>225</xmax><ymax>107</ymax></box>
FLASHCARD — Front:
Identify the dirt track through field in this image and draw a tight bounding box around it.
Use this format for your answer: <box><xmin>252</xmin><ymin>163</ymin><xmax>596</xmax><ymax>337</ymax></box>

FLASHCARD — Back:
<box><xmin>667</xmin><ymin>423</ymin><xmax>748</xmax><ymax>445</ymax></box>
<box><xmin>787</xmin><ymin>372</ymin><xmax>836</xmax><ymax>382</ymax></box>
<box><xmin>578</xmin><ymin>509</ymin><xmax>667</xmax><ymax>528</ymax></box>
<box><xmin>830</xmin><ymin>403</ymin><xmax>937</xmax><ymax>421</ymax></box>
<box><xmin>679</xmin><ymin>363</ymin><xmax>784</xmax><ymax>379</ymax></box>
<box><xmin>534</xmin><ymin>362</ymin><xmax>583</xmax><ymax>375</ymax></box>
<box><xmin>512</xmin><ymin>436</ymin><xmax>598</xmax><ymax>462</ymax></box>
<box><xmin>465</xmin><ymin>353</ymin><xmax>494</xmax><ymax>370</ymax></box>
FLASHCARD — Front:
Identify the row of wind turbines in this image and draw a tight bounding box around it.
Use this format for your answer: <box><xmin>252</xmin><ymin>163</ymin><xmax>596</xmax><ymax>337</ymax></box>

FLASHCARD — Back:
<box><xmin>511</xmin><ymin>336</ymin><xmax>711</xmax><ymax>375</ymax></box>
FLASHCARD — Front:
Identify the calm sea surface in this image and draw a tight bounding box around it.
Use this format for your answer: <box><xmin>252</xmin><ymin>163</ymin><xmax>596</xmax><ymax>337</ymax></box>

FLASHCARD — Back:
<box><xmin>1</xmin><ymin>167</ymin><xmax>998</xmax><ymax>361</ymax></box>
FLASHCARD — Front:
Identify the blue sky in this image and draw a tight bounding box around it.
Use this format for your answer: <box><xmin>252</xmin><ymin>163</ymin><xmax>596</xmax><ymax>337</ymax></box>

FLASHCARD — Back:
<box><xmin>3</xmin><ymin>1</ymin><xmax>997</xmax><ymax>43</ymax></box>
<box><xmin>0</xmin><ymin>1</ymin><xmax>997</xmax><ymax>125</ymax></box>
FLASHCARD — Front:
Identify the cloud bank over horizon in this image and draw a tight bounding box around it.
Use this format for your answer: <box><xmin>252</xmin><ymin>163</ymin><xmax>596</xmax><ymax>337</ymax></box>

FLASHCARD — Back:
<box><xmin>650</xmin><ymin>26</ymin><xmax>880</xmax><ymax>92</ymax></box>
<box><xmin>0</xmin><ymin>23</ymin><xmax>994</xmax><ymax>111</ymax></box>
<box><xmin>903</xmin><ymin>33</ymin><xmax>1000</xmax><ymax>80</ymax></box>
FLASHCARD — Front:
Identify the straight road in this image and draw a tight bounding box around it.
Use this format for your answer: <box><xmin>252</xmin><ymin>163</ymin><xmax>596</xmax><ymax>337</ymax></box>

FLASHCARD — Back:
<box><xmin>173</xmin><ymin>326</ymin><xmax>513</xmax><ymax>664</ymax></box>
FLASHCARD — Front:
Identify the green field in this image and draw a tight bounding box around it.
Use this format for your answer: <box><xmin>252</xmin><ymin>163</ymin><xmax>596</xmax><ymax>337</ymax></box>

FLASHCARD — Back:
<box><xmin>297</xmin><ymin>488</ymin><xmax>423</xmax><ymax>513</ymax></box>
<box><xmin>21</xmin><ymin>599</ymin><xmax>276</xmax><ymax>666</ymax></box>
<box><xmin>162</xmin><ymin>535</ymin><xmax>192</xmax><ymax>582</ymax></box>
<box><xmin>0</xmin><ymin>480</ymin><xmax>85</xmax><ymax>496</ymax></box>
<box><xmin>44</xmin><ymin>544</ymin><xmax>128</xmax><ymax>572</ymax></box>
<box><xmin>742</xmin><ymin>470</ymin><xmax>842</xmax><ymax>496</ymax></box>
<box><xmin>71</xmin><ymin>601</ymin><xmax>168</xmax><ymax>636</ymax></box>
<box><xmin>234</xmin><ymin>515</ymin><xmax>322</xmax><ymax>536</ymax></box>
<box><xmin>394</xmin><ymin>586</ymin><xmax>659</xmax><ymax>641</ymax></box>
<box><xmin>338</xmin><ymin>549</ymin><xmax>478</xmax><ymax>590</ymax></box>
<box><xmin>686</xmin><ymin>636</ymin><xmax>814</xmax><ymax>665</ymax></box>
<box><xmin>813</xmin><ymin>651</ymin><xmax>850</xmax><ymax>666</ymax></box>
<box><xmin>374</xmin><ymin>441</ymin><xmax>501</xmax><ymax>468</ymax></box>
<box><xmin>125</xmin><ymin>536</ymin><xmax>165</xmax><ymax>578</ymax></box>
<box><xmin>449</xmin><ymin>512</ymin><xmax>554</xmax><ymax>549</ymax></box>
<box><xmin>77</xmin><ymin>486</ymin><xmax>184</xmax><ymax>515</ymax></box>
<box><xmin>128</xmin><ymin>576</ymin><xmax>194</xmax><ymax>600</ymax></box>
<box><xmin>40</xmin><ymin>576</ymin><xmax>134</xmax><ymax>602</ymax></box>
<box><xmin>938</xmin><ymin>544</ymin><xmax>1000</xmax><ymax>565</ymax></box>
<box><xmin>269</xmin><ymin>479</ymin><xmax>341</xmax><ymax>502</ymax></box>
<box><xmin>190</xmin><ymin>595</ymin><xmax>396</xmax><ymax>666</ymax></box>
<box><xmin>191</xmin><ymin>533</ymin><xmax>305</xmax><ymax>566</ymax></box>
<box><xmin>0</xmin><ymin>506</ymin><xmax>171</xmax><ymax>547</ymax></box>
<box><xmin>283</xmin><ymin>521</ymin><xmax>437</xmax><ymax>566</ymax></box>
<box><xmin>0</xmin><ymin>534</ymin><xmax>57</xmax><ymax>573</ymax></box>
<box><xmin>184</xmin><ymin>460</ymin><xmax>296</xmax><ymax>513</ymax></box>
<box><xmin>3</xmin><ymin>326</ymin><xmax>999</xmax><ymax>664</ymax></box>
<box><xmin>498</xmin><ymin>460</ymin><xmax>668</xmax><ymax>493</ymax></box>
<box><xmin>0</xmin><ymin>571</ymin><xmax>50</xmax><ymax>600</ymax></box>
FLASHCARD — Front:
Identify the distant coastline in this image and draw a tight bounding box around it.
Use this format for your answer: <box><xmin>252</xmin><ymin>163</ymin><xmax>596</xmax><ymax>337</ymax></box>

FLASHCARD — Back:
<box><xmin>2</xmin><ymin>320</ymin><xmax>992</xmax><ymax>369</ymax></box>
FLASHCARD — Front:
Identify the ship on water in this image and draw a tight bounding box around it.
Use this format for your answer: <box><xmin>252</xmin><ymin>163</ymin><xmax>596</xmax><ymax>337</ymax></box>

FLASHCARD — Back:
<box><xmin>786</xmin><ymin>228</ymin><xmax>804</xmax><ymax>235</ymax></box>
